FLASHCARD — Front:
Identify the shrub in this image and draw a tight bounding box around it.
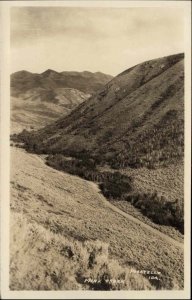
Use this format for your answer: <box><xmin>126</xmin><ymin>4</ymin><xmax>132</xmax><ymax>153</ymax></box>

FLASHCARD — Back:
<box><xmin>124</xmin><ymin>193</ymin><xmax>184</xmax><ymax>233</ymax></box>
<box><xmin>99</xmin><ymin>172</ymin><xmax>132</xmax><ymax>199</ymax></box>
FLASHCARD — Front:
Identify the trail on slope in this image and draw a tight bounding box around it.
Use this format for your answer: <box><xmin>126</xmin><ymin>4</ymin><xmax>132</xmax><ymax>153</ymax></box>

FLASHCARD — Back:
<box><xmin>30</xmin><ymin>152</ymin><xmax>183</xmax><ymax>250</ymax></box>
<box><xmin>97</xmin><ymin>193</ymin><xmax>183</xmax><ymax>250</ymax></box>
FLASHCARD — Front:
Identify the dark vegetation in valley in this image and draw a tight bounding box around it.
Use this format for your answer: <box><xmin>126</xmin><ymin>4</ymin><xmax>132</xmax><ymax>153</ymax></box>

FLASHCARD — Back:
<box><xmin>123</xmin><ymin>193</ymin><xmax>184</xmax><ymax>234</ymax></box>
<box><xmin>46</xmin><ymin>154</ymin><xmax>133</xmax><ymax>199</ymax></box>
<box><xmin>45</xmin><ymin>154</ymin><xmax>183</xmax><ymax>233</ymax></box>
<box><xmin>11</xmin><ymin>107</ymin><xmax>184</xmax><ymax>170</ymax></box>
<box><xmin>11</xmin><ymin>129</ymin><xmax>184</xmax><ymax>234</ymax></box>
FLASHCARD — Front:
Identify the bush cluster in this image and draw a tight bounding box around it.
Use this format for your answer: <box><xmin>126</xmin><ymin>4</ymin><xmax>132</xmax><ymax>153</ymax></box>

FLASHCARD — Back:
<box><xmin>123</xmin><ymin>192</ymin><xmax>184</xmax><ymax>233</ymax></box>
<box><xmin>46</xmin><ymin>154</ymin><xmax>183</xmax><ymax>233</ymax></box>
<box><xmin>46</xmin><ymin>154</ymin><xmax>133</xmax><ymax>199</ymax></box>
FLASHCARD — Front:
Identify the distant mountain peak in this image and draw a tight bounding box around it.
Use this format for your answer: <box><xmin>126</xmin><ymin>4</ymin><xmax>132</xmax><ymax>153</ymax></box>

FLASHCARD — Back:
<box><xmin>41</xmin><ymin>69</ymin><xmax>60</xmax><ymax>77</ymax></box>
<box><xmin>11</xmin><ymin>68</ymin><xmax>113</xmax><ymax>94</ymax></box>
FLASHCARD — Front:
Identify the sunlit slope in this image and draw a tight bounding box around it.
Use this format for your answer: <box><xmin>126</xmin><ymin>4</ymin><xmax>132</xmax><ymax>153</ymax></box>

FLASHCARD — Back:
<box><xmin>10</xmin><ymin>147</ymin><xmax>184</xmax><ymax>289</ymax></box>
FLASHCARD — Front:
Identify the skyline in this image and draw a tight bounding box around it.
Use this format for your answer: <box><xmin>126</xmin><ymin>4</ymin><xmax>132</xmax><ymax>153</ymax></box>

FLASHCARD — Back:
<box><xmin>11</xmin><ymin>6</ymin><xmax>185</xmax><ymax>76</ymax></box>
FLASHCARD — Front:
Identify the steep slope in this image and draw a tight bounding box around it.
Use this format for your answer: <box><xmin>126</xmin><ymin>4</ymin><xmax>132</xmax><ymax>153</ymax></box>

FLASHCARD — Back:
<box><xmin>11</xmin><ymin>70</ymin><xmax>113</xmax><ymax>133</ymax></box>
<box><xmin>19</xmin><ymin>53</ymin><xmax>184</xmax><ymax>169</ymax></box>
<box><xmin>11</xmin><ymin>54</ymin><xmax>184</xmax><ymax>286</ymax></box>
<box><xmin>10</xmin><ymin>146</ymin><xmax>183</xmax><ymax>289</ymax></box>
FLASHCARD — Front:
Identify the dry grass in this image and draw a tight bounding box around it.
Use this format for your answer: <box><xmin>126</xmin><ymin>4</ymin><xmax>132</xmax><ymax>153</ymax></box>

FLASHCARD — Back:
<box><xmin>10</xmin><ymin>212</ymin><xmax>153</xmax><ymax>290</ymax></box>
<box><xmin>121</xmin><ymin>164</ymin><xmax>184</xmax><ymax>202</ymax></box>
<box><xmin>10</xmin><ymin>147</ymin><xmax>184</xmax><ymax>290</ymax></box>
<box><xmin>99</xmin><ymin>163</ymin><xmax>183</xmax><ymax>203</ymax></box>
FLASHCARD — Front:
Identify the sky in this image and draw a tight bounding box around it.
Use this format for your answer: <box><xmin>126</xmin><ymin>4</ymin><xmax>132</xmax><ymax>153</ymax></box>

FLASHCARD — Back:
<box><xmin>11</xmin><ymin>6</ymin><xmax>185</xmax><ymax>76</ymax></box>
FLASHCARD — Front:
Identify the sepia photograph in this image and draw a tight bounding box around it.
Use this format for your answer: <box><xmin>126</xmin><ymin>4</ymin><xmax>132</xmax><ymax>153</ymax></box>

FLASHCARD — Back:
<box><xmin>0</xmin><ymin>1</ymin><xmax>191</xmax><ymax>299</ymax></box>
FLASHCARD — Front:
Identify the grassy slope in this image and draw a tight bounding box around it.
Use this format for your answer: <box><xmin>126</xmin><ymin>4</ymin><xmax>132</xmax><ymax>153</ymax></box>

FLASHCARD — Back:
<box><xmin>10</xmin><ymin>212</ymin><xmax>153</xmax><ymax>290</ymax></box>
<box><xmin>10</xmin><ymin>147</ymin><xmax>183</xmax><ymax>290</ymax></box>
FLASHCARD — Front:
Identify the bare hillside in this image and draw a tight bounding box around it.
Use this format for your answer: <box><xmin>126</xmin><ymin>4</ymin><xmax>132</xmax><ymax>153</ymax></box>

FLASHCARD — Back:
<box><xmin>11</xmin><ymin>70</ymin><xmax>112</xmax><ymax>132</ymax></box>
<box><xmin>11</xmin><ymin>88</ymin><xmax>89</xmax><ymax>133</ymax></box>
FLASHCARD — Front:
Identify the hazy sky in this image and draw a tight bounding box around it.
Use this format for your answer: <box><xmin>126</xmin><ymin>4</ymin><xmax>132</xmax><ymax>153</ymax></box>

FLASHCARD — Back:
<box><xmin>11</xmin><ymin>6</ymin><xmax>185</xmax><ymax>76</ymax></box>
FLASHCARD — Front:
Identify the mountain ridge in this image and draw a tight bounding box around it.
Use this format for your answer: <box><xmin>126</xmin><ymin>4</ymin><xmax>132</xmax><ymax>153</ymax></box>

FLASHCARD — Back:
<box><xmin>19</xmin><ymin>53</ymin><xmax>184</xmax><ymax>169</ymax></box>
<box><xmin>11</xmin><ymin>69</ymin><xmax>113</xmax><ymax>94</ymax></box>
<box><xmin>11</xmin><ymin>69</ymin><xmax>113</xmax><ymax>132</ymax></box>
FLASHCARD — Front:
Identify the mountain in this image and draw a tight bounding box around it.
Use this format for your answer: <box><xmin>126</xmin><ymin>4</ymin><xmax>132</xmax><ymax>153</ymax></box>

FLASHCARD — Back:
<box><xmin>13</xmin><ymin>53</ymin><xmax>184</xmax><ymax>235</ymax></box>
<box><xmin>11</xmin><ymin>69</ymin><xmax>113</xmax><ymax>95</ymax></box>
<box><xmin>19</xmin><ymin>53</ymin><xmax>184</xmax><ymax>169</ymax></box>
<box><xmin>11</xmin><ymin>70</ymin><xmax>113</xmax><ymax>132</ymax></box>
<box><xmin>11</xmin><ymin>54</ymin><xmax>185</xmax><ymax>289</ymax></box>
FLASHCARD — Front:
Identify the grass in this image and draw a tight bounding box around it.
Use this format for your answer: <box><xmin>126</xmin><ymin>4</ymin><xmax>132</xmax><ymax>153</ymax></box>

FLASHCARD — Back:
<box><xmin>110</xmin><ymin>110</ymin><xmax>184</xmax><ymax>169</ymax></box>
<box><xmin>10</xmin><ymin>212</ymin><xmax>153</xmax><ymax>290</ymax></box>
<box><xmin>10</xmin><ymin>144</ymin><xmax>184</xmax><ymax>234</ymax></box>
<box><xmin>120</xmin><ymin>164</ymin><xmax>184</xmax><ymax>202</ymax></box>
<box><xmin>10</xmin><ymin>147</ymin><xmax>184</xmax><ymax>290</ymax></box>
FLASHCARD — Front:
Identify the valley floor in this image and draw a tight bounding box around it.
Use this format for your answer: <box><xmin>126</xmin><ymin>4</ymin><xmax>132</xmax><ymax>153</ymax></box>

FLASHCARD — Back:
<box><xmin>10</xmin><ymin>146</ymin><xmax>184</xmax><ymax>290</ymax></box>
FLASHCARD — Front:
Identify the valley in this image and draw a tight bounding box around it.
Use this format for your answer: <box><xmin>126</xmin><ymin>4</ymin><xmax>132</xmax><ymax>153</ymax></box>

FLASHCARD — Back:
<box><xmin>10</xmin><ymin>146</ymin><xmax>184</xmax><ymax>290</ymax></box>
<box><xmin>10</xmin><ymin>53</ymin><xmax>185</xmax><ymax>291</ymax></box>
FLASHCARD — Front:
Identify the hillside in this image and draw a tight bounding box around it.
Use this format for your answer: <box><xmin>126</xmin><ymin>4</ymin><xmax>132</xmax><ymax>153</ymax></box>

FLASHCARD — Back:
<box><xmin>13</xmin><ymin>53</ymin><xmax>184</xmax><ymax>234</ymax></box>
<box><xmin>11</xmin><ymin>70</ymin><xmax>112</xmax><ymax>132</ymax></box>
<box><xmin>11</xmin><ymin>54</ymin><xmax>185</xmax><ymax>289</ymax></box>
<box><xmin>11</xmin><ymin>88</ymin><xmax>90</xmax><ymax>133</ymax></box>
<box><xmin>10</xmin><ymin>146</ymin><xmax>183</xmax><ymax>290</ymax></box>
<box><xmin>17</xmin><ymin>53</ymin><xmax>184</xmax><ymax>168</ymax></box>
